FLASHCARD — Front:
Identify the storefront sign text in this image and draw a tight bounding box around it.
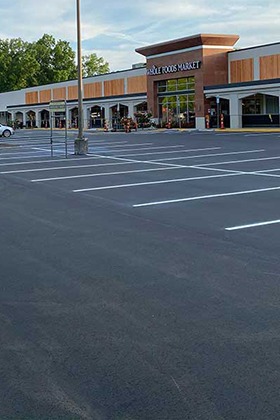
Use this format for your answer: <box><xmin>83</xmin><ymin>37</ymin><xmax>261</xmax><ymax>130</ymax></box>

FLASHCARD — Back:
<box><xmin>147</xmin><ymin>61</ymin><xmax>201</xmax><ymax>76</ymax></box>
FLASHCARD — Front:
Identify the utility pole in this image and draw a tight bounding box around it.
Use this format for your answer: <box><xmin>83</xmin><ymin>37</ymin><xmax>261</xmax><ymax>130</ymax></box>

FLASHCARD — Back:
<box><xmin>74</xmin><ymin>0</ymin><xmax>88</xmax><ymax>155</ymax></box>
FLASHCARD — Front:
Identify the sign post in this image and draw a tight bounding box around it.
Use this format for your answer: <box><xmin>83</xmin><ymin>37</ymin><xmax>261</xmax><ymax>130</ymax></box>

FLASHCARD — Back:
<box><xmin>216</xmin><ymin>96</ymin><xmax>220</xmax><ymax>129</ymax></box>
<box><xmin>49</xmin><ymin>100</ymin><xmax>68</xmax><ymax>158</ymax></box>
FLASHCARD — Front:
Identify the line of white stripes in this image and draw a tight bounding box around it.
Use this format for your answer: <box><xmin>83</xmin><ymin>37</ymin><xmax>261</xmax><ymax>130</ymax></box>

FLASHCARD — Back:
<box><xmin>150</xmin><ymin>149</ymin><xmax>265</xmax><ymax>162</ymax></box>
<box><xmin>194</xmin><ymin>155</ymin><xmax>280</xmax><ymax>167</ymax></box>
<box><xmin>0</xmin><ymin>149</ymin><xmax>51</xmax><ymax>156</ymax></box>
<box><xmin>0</xmin><ymin>144</ymin><xmax>202</xmax><ymax>162</ymax></box>
<box><xmin>73</xmin><ymin>173</ymin><xmax>240</xmax><ymax>192</ymax></box>
<box><xmin>245</xmin><ymin>133</ymin><xmax>277</xmax><ymax>137</ymax></box>
<box><xmin>110</xmin><ymin>147</ymin><xmax>221</xmax><ymax>157</ymax></box>
<box><xmin>191</xmin><ymin>165</ymin><xmax>280</xmax><ymax>179</ymax></box>
<box><xmin>30</xmin><ymin>149</ymin><xmax>229</xmax><ymax>181</ymax></box>
<box><xmin>85</xmin><ymin>142</ymin><xmax>154</xmax><ymax>149</ymax></box>
<box><xmin>225</xmin><ymin>219</ymin><xmax>280</xmax><ymax>231</ymax></box>
<box><xmin>133</xmin><ymin>186</ymin><xmax>280</xmax><ymax>208</ymax></box>
<box><xmin>0</xmin><ymin>143</ymin><xmax>182</xmax><ymax>156</ymax></box>
<box><xmin>31</xmin><ymin>165</ymin><xmax>189</xmax><ymax>182</ymax></box>
<box><xmin>0</xmin><ymin>161</ymin><xmax>146</xmax><ymax>174</ymax></box>
<box><xmin>1</xmin><ymin>151</ymin><xmax>184</xmax><ymax>174</ymax></box>
<box><xmin>32</xmin><ymin>147</ymin><xmax>53</xmax><ymax>152</ymax></box>
<box><xmin>0</xmin><ymin>153</ymin><xmax>52</xmax><ymax>161</ymax></box>
<box><xmin>0</xmin><ymin>149</ymin><xmax>50</xmax><ymax>155</ymax></box>
<box><xmin>13</xmin><ymin>140</ymin><xmax>130</xmax><ymax>147</ymax></box>
<box><xmin>28</xmin><ymin>150</ymin><xmax>268</xmax><ymax>181</ymax></box>
<box><xmin>0</xmin><ymin>149</ymin><xmax>264</xmax><ymax>175</ymax></box>
<box><xmin>30</xmin><ymin>153</ymin><xmax>276</xmax><ymax>183</ymax></box>
<box><xmin>81</xmin><ymin>152</ymin><xmax>186</xmax><ymax>168</ymax></box>
<box><xmin>0</xmin><ymin>158</ymin><xmax>182</xmax><ymax>174</ymax></box>
<box><xmin>0</xmin><ymin>146</ymin><xmax>220</xmax><ymax>167</ymax></box>
<box><xmin>91</xmin><ymin>145</ymin><xmax>186</xmax><ymax>153</ymax></box>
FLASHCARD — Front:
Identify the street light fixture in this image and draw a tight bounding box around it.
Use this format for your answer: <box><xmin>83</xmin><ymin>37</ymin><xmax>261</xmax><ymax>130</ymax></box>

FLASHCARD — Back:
<box><xmin>74</xmin><ymin>0</ymin><xmax>88</xmax><ymax>155</ymax></box>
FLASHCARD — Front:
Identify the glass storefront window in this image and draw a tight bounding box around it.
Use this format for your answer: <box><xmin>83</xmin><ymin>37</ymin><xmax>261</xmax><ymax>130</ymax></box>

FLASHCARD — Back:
<box><xmin>242</xmin><ymin>94</ymin><xmax>262</xmax><ymax>114</ymax></box>
<box><xmin>158</xmin><ymin>81</ymin><xmax>166</xmax><ymax>93</ymax></box>
<box><xmin>167</xmin><ymin>80</ymin><xmax>177</xmax><ymax>92</ymax></box>
<box><xmin>266</xmin><ymin>95</ymin><xmax>279</xmax><ymax>114</ymax></box>
<box><xmin>158</xmin><ymin>94</ymin><xmax>195</xmax><ymax>128</ymax></box>
<box><xmin>157</xmin><ymin>77</ymin><xmax>195</xmax><ymax>93</ymax></box>
<box><xmin>157</xmin><ymin>77</ymin><xmax>196</xmax><ymax>128</ymax></box>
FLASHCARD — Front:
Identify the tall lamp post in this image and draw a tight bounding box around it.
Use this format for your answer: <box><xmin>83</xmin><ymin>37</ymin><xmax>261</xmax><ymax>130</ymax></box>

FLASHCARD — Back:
<box><xmin>74</xmin><ymin>0</ymin><xmax>88</xmax><ymax>155</ymax></box>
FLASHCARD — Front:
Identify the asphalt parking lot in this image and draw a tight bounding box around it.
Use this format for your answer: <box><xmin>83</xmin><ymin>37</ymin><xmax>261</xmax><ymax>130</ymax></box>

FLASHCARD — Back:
<box><xmin>1</xmin><ymin>129</ymin><xmax>280</xmax><ymax>419</ymax></box>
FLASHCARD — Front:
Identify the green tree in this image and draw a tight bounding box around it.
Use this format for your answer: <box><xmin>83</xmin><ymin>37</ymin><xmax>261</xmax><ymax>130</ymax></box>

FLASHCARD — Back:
<box><xmin>31</xmin><ymin>34</ymin><xmax>77</xmax><ymax>85</ymax></box>
<box><xmin>0</xmin><ymin>38</ymin><xmax>39</xmax><ymax>92</ymax></box>
<box><xmin>82</xmin><ymin>53</ymin><xmax>109</xmax><ymax>77</ymax></box>
<box><xmin>0</xmin><ymin>34</ymin><xmax>110</xmax><ymax>93</ymax></box>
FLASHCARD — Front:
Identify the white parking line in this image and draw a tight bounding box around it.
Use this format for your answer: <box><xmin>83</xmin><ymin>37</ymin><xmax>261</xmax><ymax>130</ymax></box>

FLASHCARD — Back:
<box><xmin>225</xmin><ymin>219</ymin><xmax>280</xmax><ymax>231</ymax></box>
<box><xmin>31</xmin><ymin>165</ymin><xmax>190</xmax><ymax>182</ymax></box>
<box><xmin>0</xmin><ymin>155</ymin><xmax>184</xmax><ymax>174</ymax></box>
<box><xmin>32</xmin><ymin>147</ymin><xmax>54</xmax><ymax>152</ymax></box>
<box><xmin>195</xmin><ymin>155</ymin><xmax>280</xmax><ymax>167</ymax></box>
<box><xmin>29</xmin><ymin>149</ymin><xmax>228</xmax><ymax>181</ymax></box>
<box><xmin>0</xmin><ymin>146</ymin><xmax>220</xmax><ymax>167</ymax></box>
<box><xmin>73</xmin><ymin>173</ymin><xmax>241</xmax><ymax>192</ymax></box>
<box><xmin>192</xmin><ymin>165</ymin><xmax>280</xmax><ymax>180</ymax></box>
<box><xmin>150</xmin><ymin>149</ymin><xmax>265</xmax><ymax>162</ymax></box>
<box><xmin>0</xmin><ymin>153</ymin><xmax>51</xmax><ymax>161</ymax></box>
<box><xmin>0</xmin><ymin>161</ymin><xmax>155</xmax><ymax>174</ymax></box>
<box><xmin>98</xmin><ymin>145</ymin><xmax>186</xmax><ymax>154</ymax></box>
<box><xmin>133</xmin><ymin>186</ymin><xmax>280</xmax><ymax>208</ymax></box>
<box><xmin>0</xmin><ymin>156</ymin><xmax>95</xmax><ymax>167</ymax></box>
<box><xmin>245</xmin><ymin>133</ymin><xmax>277</xmax><ymax>137</ymax></box>
<box><xmin>112</xmin><ymin>147</ymin><xmax>221</xmax><ymax>157</ymax></box>
<box><xmin>0</xmin><ymin>149</ymin><xmax>47</xmax><ymax>156</ymax></box>
<box><xmin>0</xmin><ymin>149</ymin><xmax>50</xmax><ymax>156</ymax></box>
<box><xmin>88</xmin><ymin>142</ymin><xmax>154</xmax><ymax>149</ymax></box>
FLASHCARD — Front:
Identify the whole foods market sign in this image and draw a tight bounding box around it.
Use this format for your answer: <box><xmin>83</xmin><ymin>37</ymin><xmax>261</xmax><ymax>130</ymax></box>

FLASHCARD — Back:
<box><xmin>147</xmin><ymin>60</ymin><xmax>201</xmax><ymax>76</ymax></box>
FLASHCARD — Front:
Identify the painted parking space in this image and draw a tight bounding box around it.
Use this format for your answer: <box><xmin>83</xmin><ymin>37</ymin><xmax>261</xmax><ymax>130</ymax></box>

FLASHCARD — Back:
<box><xmin>1</xmin><ymin>130</ymin><xmax>280</xmax><ymax>234</ymax></box>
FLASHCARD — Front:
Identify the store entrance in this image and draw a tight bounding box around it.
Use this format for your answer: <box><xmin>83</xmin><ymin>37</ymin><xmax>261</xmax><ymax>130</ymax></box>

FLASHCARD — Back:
<box><xmin>90</xmin><ymin>106</ymin><xmax>104</xmax><ymax>128</ymax></box>
<box><xmin>157</xmin><ymin>77</ymin><xmax>196</xmax><ymax>128</ymax></box>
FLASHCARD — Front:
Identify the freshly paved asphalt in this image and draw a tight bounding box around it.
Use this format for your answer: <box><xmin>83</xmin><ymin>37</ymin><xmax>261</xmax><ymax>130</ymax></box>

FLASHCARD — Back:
<box><xmin>1</xmin><ymin>129</ymin><xmax>280</xmax><ymax>419</ymax></box>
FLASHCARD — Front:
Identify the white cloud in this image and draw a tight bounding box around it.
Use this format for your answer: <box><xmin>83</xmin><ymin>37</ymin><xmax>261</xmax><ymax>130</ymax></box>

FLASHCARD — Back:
<box><xmin>0</xmin><ymin>0</ymin><xmax>279</xmax><ymax>71</ymax></box>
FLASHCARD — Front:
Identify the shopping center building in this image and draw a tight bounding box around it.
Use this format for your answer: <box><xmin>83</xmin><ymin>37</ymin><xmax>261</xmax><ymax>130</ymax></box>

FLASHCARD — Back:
<box><xmin>0</xmin><ymin>33</ymin><xmax>279</xmax><ymax>130</ymax></box>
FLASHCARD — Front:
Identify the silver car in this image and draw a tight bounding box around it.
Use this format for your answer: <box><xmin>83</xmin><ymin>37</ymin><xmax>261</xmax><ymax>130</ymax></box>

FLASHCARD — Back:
<box><xmin>0</xmin><ymin>124</ymin><xmax>14</xmax><ymax>137</ymax></box>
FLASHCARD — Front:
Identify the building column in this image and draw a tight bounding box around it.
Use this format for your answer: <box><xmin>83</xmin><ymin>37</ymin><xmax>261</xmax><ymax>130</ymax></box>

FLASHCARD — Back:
<box><xmin>230</xmin><ymin>94</ymin><xmax>242</xmax><ymax>129</ymax></box>
<box><xmin>128</xmin><ymin>103</ymin><xmax>135</xmax><ymax>118</ymax></box>
<box><xmin>10</xmin><ymin>111</ymin><xmax>15</xmax><ymax>123</ymax></box>
<box><xmin>104</xmin><ymin>104</ymin><xmax>111</xmax><ymax>127</ymax></box>
<box><xmin>23</xmin><ymin>112</ymin><xmax>27</xmax><ymax>127</ymax></box>
<box><xmin>83</xmin><ymin>105</ymin><xmax>89</xmax><ymax>129</ymax></box>
<box><xmin>35</xmin><ymin>110</ymin><xmax>40</xmax><ymax>128</ymax></box>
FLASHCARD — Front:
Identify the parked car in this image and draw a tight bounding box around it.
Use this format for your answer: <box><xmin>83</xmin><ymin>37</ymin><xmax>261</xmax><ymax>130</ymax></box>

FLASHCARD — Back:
<box><xmin>0</xmin><ymin>124</ymin><xmax>14</xmax><ymax>137</ymax></box>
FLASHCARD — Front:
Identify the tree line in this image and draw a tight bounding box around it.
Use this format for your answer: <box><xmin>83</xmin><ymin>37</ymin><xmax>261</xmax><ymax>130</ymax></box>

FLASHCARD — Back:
<box><xmin>0</xmin><ymin>34</ymin><xmax>110</xmax><ymax>93</ymax></box>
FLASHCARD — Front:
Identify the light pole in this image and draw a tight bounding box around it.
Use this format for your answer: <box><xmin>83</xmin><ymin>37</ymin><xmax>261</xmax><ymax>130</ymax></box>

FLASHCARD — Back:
<box><xmin>74</xmin><ymin>0</ymin><xmax>88</xmax><ymax>155</ymax></box>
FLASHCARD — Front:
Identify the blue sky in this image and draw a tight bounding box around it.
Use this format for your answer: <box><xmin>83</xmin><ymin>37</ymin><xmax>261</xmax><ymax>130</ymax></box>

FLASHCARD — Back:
<box><xmin>1</xmin><ymin>0</ymin><xmax>279</xmax><ymax>71</ymax></box>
